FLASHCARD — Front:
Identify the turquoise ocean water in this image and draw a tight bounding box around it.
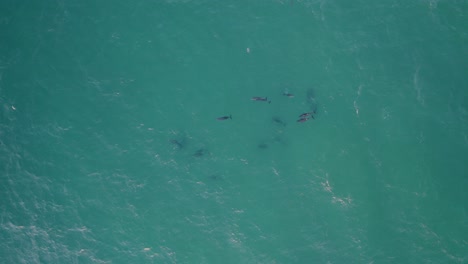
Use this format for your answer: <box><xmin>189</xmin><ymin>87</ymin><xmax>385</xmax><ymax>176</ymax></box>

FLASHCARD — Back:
<box><xmin>1</xmin><ymin>1</ymin><xmax>467</xmax><ymax>263</ymax></box>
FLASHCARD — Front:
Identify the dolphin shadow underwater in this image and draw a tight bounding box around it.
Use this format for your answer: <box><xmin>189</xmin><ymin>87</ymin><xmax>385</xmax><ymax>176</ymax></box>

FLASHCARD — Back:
<box><xmin>258</xmin><ymin>142</ymin><xmax>269</xmax><ymax>149</ymax></box>
<box><xmin>208</xmin><ymin>174</ymin><xmax>224</xmax><ymax>180</ymax></box>
<box><xmin>257</xmin><ymin>134</ymin><xmax>287</xmax><ymax>150</ymax></box>
<box><xmin>272</xmin><ymin>116</ymin><xmax>287</xmax><ymax>127</ymax></box>
<box><xmin>193</xmin><ymin>148</ymin><xmax>209</xmax><ymax>158</ymax></box>
<box><xmin>170</xmin><ymin>138</ymin><xmax>186</xmax><ymax>150</ymax></box>
<box><xmin>169</xmin><ymin>134</ymin><xmax>212</xmax><ymax>161</ymax></box>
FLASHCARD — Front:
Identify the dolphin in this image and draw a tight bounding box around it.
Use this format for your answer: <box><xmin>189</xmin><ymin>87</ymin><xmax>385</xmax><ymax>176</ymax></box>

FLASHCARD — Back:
<box><xmin>251</xmin><ymin>97</ymin><xmax>271</xmax><ymax>103</ymax></box>
<box><xmin>217</xmin><ymin>115</ymin><xmax>232</xmax><ymax>121</ymax></box>
<box><xmin>299</xmin><ymin>112</ymin><xmax>315</xmax><ymax>119</ymax></box>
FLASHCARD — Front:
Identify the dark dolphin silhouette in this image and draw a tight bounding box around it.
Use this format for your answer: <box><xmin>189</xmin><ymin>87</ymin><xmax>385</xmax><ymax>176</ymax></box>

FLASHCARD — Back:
<box><xmin>217</xmin><ymin>115</ymin><xmax>232</xmax><ymax>121</ymax></box>
<box><xmin>251</xmin><ymin>97</ymin><xmax>271</xmax><ymax>103</ymax></box>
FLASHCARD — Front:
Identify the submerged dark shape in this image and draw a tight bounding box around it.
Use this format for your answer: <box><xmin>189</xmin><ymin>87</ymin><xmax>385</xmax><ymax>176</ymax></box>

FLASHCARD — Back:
<box><xmin>208</xmin><ymin>174</ymin><xmax>222</xmax><ymax>180</ymax></box>
<box><xmin>170</xmin><ymin>139</ymin><xmax>185</xmax><ymax>149</ymax></box>
<box><xmin>282</xmin><ymin>92</ymin><xmax>294</xmax><ymax>98</ymax></box>
<box><xmin>272</xmin><ymin>116</ymin><xmax>286</xmax><ymax>127</ymax></box>
<box><xmin>251</xmin><ymin>97</ymin><xmax>271</xmax><ymax>103</ymax></box>
<box><xmin>258</xmin><ymin>142</ymin><xmax>269</xmax><ymax>149</ymax></box>
<box><xmin>217</xmin><ymin>115</ymin><xmax>232</xmax><ymax>121</ymax></box>
<box><xmin>193</xmin><ymin>148</ymin><xmax>207</xmax><ymax>157</ymax></box>
<box><xmin>297</xmin><ymin>117</ymin><xmax>310</xmax><ymax>123</ymax></box>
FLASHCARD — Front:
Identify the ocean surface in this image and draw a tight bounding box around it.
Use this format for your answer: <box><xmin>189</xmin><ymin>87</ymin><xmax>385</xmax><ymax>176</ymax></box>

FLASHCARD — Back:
<box><xmin>1</xmin><ymin>0</ymin><xmax>467</xmax><ymax>263</ymax></box>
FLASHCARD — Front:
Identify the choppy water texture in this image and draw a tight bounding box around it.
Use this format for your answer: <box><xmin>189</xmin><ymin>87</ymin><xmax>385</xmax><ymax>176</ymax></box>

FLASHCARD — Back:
<box><xmin>1</xmin><ymin>1</ymin><xmax>467</xmax><ymax>263</ymax></box>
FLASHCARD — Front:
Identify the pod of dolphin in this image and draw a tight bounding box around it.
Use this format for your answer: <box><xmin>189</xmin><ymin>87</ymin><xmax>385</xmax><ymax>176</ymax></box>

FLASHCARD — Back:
<box><xmin>217</xmin><ymin>91</ymin><xmax>317</xmax><ymax>123</ymax></box>
<box><xmin>170</xmin><ymin>89</ymin><xmax>318</xmax><ymax>159</ymax></box>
